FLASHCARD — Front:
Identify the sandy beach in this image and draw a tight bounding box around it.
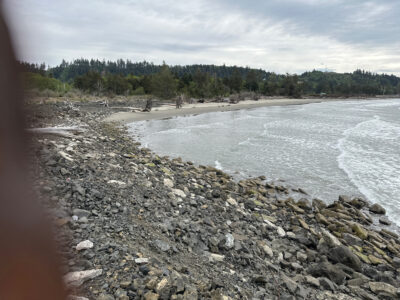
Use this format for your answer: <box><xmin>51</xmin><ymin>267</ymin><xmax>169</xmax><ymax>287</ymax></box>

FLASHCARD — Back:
<box><xmin>104</xmin><ymin>98</ymin><xmax>352</xmax><ymax>123</ymax></box>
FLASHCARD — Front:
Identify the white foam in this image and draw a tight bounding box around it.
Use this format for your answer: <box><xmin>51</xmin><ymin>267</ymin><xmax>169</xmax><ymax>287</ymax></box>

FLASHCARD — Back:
<box><xmin>337</xmin><ymin>116</ymin><xmax>400</xmax><ymax>225</ymax></box>
<box><xmin>215</xmin><ymin>160</ymin><xmax>223</xmax><ymax>170</ymax></box>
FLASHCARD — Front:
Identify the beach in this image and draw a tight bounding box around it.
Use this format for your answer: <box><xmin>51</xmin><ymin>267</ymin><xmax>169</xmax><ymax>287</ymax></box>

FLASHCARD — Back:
<box><xmin>104</xmin><ymin>97</ymin><xmax>363</xmax><ymax>123</ymax></box>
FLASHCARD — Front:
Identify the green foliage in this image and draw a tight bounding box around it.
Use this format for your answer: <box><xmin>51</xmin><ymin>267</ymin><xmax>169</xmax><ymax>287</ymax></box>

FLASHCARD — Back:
<box><xmin>23</xmin><ymin>72</ymin><xmax>70</xmax><ymax>93</ymax></box>
<box><xmin>21</xmin><ymin>58</ymin><xmax>400</xmax><ymax>98</ymax></box>
<box><xmin>150</xmin><ymin>64</ymin><xmax>177</xmax><ymax>99</ymax></box>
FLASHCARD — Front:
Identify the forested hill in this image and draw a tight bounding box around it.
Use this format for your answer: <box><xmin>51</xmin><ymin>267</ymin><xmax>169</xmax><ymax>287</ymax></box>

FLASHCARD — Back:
<box><xmin>19</xmin><ymin>59</ymin><xmax>400</xmax><ymax>98</ymax></box>
<box><xmin>45</xmin><ymin>59</ymin><xmax>269</xmax><ymax>82</ymax></box>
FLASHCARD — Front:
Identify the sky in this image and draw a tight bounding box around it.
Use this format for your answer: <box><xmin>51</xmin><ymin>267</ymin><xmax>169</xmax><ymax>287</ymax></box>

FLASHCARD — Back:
<box><xmin>3</xmin><ymin>0</ymin><xmax>400</xmax><ymax>75</ymax></box>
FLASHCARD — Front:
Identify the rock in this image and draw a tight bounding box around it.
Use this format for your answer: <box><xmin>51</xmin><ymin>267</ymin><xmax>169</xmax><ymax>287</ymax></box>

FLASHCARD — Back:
<box><xmin>307</xmin><ymin>262</ymin><xmax>346</xmax><ymax>285</ymax></box>
<box><xmin>226</xmin><ymin>197</ymin><xmax>238</xmax><ymax>206</ymax></box>
<box><xmin>262</xmin><ymin>244</ymin><xmax>274</xmax><ymax>258</ymax></box>
<box><xmin>173</xmin><ymin>189</ymin><xmax>186</xmax><ymax>198</ymax></box>
<box><xmin>342</xmin><ymin>233</ymin><xmax>363</xmax><ymax>247</ymax></box>
<box><xmin>107</xmin><ymin>180</ymin><xmax>126</xmax><ymax>186</ymax></box>
<box><xmin>97</xmin><ymin>294</ymin><xmax>115</xmax><ymax>300</ymax></box>
<box><xmin>76</xmin><ymin>240</ymin><xmax>94</xmax><ymax>251</ymax></box>
<box><xmin>319</xmin><ymin>277</ymin><xmax>336</xmax><ymax>291</ymax></box>
<box><xmin>277</xmin><ymin>227</ymin><xmax>286</xmax><ymax>237</ymax></box>
<box><xmin>379</xmin><ymin>216</ymin><xmax>391</xmax><ymax>225</ymax></box>
<box><xmin>312</xmin><ymin>198</ymin><xmax>326</xmax><ymax>210</ymax></box>
<box><xmin>114</xmin><ymin>288</ymin><xmax>128</xmax><ymax>299</ymax></box>
<box><xmin>321</xmin><ymin>228</ymin><xmax>342</xmax><ymax>247</ymax></box>
<box><xmin>392</xmin><ymin>257</ymin><xmax>400</xmax><ymax>268</ymax></box>
<box><xmin>369</xmin><ymin>282</ymin><xmax>397</xmax><ymax>297</ymax></box>
<box><xmin>349</xmin><ymin>198</ymin><xmax>367</xmax><ymax>209</ymax></box>
<box><xmin>72</xmin><ymin>208</ymin><xmax>90</xmax><ymax>219</ymax></box>
<box><xmin>281</xmin><ymin>274</ymin><xmax>298</xmax><ymax>293</ymax></box>
<box><xmin>368</xmin><ymin>255</ymin><xmax>384</xmax><ymax>265</ymax></box>
<box><xmin>64</xmin><ymin>269</ymin><xmax>102</xmax><ymax>287</ymax></box>
<box><xmin>328</xmin><ymin>246</ymin><xmax>361</xmax><ymax>272</ymax></box>
<box><xmin>144</xmin><ymin>291</ymin><xmax>159</xmax><ymax>300</ymax></box>
<box><xmin>154</xmin><ymin>240</ymin><xmax>171</xmax><ymax>252</ymax></box>
<box><xmin>224</xmin><ymin>233</ymin><xmax>235</xmax><ymax>249</ymax></box>
<box><xmin>338</xmin><ymin>195</ymin><xmax>351</xmax><ymax>203</ymax></box>
<box><xmin>209</xmin><ymin>253</ymin><xmax>225</xmax><ymax>262</ymax></box>
<box><xmin>297</xmin><ymin>198</ymin><xmax>312</xmax><ymax>210</ymax></box>
<box><xmin>68</xmin><ymin>296</ymin><xmax>89</xmax><ymax>300</ymax></box>
<box><xmin>135</xmin><ymin>257</ymin><xmax>149</xmax><ymax>264</ymax></box>
<box><xmin>369</xmin><ymin>203</ymin><xmax>386</xmax><ymax>215</ymax></box>
<box><xmin>163</xmin><ymin>178</ymin><xmax>174</xmax><ymax>188</ymax></box>
<box><xmin>305</xmin><ymin>275</ymin><xmax>320</xmax><ymax>287</ymax></box>
<box><xmin>352</xmin><ymin>223</ymin><xmax>368</xmax><ymax>240</ymax></box>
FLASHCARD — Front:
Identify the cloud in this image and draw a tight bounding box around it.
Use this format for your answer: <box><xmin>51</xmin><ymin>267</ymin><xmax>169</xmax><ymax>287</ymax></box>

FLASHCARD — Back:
<box><xmin>3</xmin><ymin>0</ymin><xmax>400</xmax><ymax>75</ymax></box>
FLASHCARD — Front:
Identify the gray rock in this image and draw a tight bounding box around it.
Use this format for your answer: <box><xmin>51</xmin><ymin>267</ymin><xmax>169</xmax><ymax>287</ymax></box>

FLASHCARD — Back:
<box><xmin>224</xmin><ymin>233</ymin><xmax>235</xmax><ymax>249</ymax></box>
<box><xmin>328</xmin><ymin>246</ymin><xmax>361</xmax><ymax>272</ymax></box>
<box><xmin>154</xmin><ymin>240</ymin><xmax>171</xmax><ymax>252</ymax></box>
<box><xmin>369</xmin><ymin>281</ymin><xmax>397</xmax><ymax>297</ymax></box>
<box><xmin>369</xmin><ymin>203</ymin><xmax>386</xmax><ymax>215</ymax></box>
<box><xmin>305</xmin><ymin>275</ymin><xmax>320</xmax><ymax>287</ymax></box>
<box><xmin>307</xmin><ymin>261</ymin><xmax>346</xmax><ymax>285</ymax></box>
<box><xmin>72</xmin><ymin>208</ymin><xmax>90</xmax><ymax>218</ymax></box>
<box><xmin>379</xmin><ymin>216</ymin><xmax>391</xmax><ymax>225</ymax></box>
<box><xmin>64</xmin><ymin>269</ymin><xmax>103</xmax><ymax>287</ymax></box>
<box><xmin>319</xmin><ymin>277</ymin><xmax>336</xmax><ymax>291</ymax></box>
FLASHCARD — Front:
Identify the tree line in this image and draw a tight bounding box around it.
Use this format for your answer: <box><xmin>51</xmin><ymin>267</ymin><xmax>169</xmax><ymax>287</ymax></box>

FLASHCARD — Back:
<box><xmin>20</xmin><ymin>59</ymin><xmax>400</xmax><ymax>99</ymax></box>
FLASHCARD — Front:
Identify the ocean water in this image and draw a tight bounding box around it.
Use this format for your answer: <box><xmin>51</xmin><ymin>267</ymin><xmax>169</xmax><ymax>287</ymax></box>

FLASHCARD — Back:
<box><xmin>127</xmin><ymin>99</ymin><xmax>400</xmax><ymax>225</ymax></box>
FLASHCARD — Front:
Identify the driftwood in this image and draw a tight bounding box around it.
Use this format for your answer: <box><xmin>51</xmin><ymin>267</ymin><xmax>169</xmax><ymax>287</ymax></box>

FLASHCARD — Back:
<box><xmin>27</xmin><ymin>127</ymin><xmax>85</xmax><ymax>138</ymax></box>
<box><xmin>143</xmin><ymin>98</ymin><xmax>153</xmax><ymax>112</ymax></box>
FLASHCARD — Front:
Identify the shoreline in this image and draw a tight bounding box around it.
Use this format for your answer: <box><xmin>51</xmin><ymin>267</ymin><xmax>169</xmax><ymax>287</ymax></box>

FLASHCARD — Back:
<box><xmin>104</xmin><ymin>97</ymin><xmax>380</xmax><ymax>124</ymax></box>
<box><xmin>31</xmin><ymin>102</ymin><xmax>400</xmax><ymax>299</ymax></box>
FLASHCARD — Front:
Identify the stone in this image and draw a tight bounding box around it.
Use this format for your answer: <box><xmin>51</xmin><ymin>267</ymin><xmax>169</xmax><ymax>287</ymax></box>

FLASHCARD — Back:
<box><xmin>378</xmin><ymin>216</ymin><xmax>391</xmax><ymax>225</ymax></box>
<box><xmin>369</xmin><ymin>282</ymin><xmax>397</xmax><ymax>297</ymax></box>
<box><xmin>321</xmin><ymin>228</ymin><xmax>341</xmax><ymax>247</ymax></box>
<box><xmin>263</xmin><ymin>244</ymin><xmax>274</xmax><ymax>258</ymax></box>
<box><xmin>342</xmin><ymin>233</ymin><xmax>363</xmax><ymax>246</ymax></box>
<box><xmin>369</xmin><ymin>203</ymin><xmax>386</xmax><ymax>215</ymax></box>
<box><xmin>226</xmin><ymin>197</ymin><xmax>238</xmax><ymax>206</ymax></box>
<box><xmin>135</xmin><ymin>257</ymin><xmax>149</xmax><ymax>264</ymax></box>
<box><xmin>277</xmin><ymin>227</ymin><xmax>286</xmax><ymax>237</ymax></box>
<box><xmin>144</xmin><ymin>291</ymin><xmax>159</xmax><ymax>300</ymax></box>
<box><xmin>319</xmin><ymin>277</ymin><xmax>336</xmax><ymax>291</ymax></box>
<box><xmin>328</xmin><ymin>246</ymin><xmax>361</xmax><ymax>272</ymax></box>
<box><xmin>72</xmin><ymin>208</ymin><xmax>90</xmax><ymax>219</ymax></box>
<box><xmin>368</xmin><ymin>255</ymin><xmax>384</xmax><ymax>265</ymax></box>
<box><xmin>209</xmin><ymin>253</ymin><xmax>225</xmax><ymax>262</ymax></box>
<box><xmin>163</xmin><ymin>178</ymin><xmax>174</xmax><ymax>188</ymax></box>
<box><xmin>76</xmin><ymin>240</ymin><xmax>94</xmax><ymax>251</ymax></box>
<box><xmin>305</xmin><ymin>275</ymin><xmax>320</xmax><ymax>287</ymax></box>
<box><xmin>307</xmin><ymin>262</ymin><xmax>346</xmax><ymax>285</ymax></box>
<box><xmin>281</xmin><ymin>274</ymin><xmax>298</xmax><ymax>293</ymax></box>
<box><xmin>224</xmin><ymin>233</ymin><xmax>235</xmax><ymax>249</ymax></box>
<box><xmin>392</xmin><ymin>257</ymin><xmax>400</xmax><ymax>268</ymax></box>
<box><xmin>64</xmin><ymin>269</ymin><xmax>102</xmax><ymax>287</ymax></box>
<box><xmin>154</xmin><ymin>240</ymin><xmax>171</xmax><ymax>252</ymax></box>
<box><xmin>352</xmin><ymin>224</ymin><xmax>368</xmax><ymax>240</ymax></box>
<box><xmin>68</xmin><ymin>297</ymin><xmax>89</xmax><ymax>300</ymax></box>
<box><xmin>173</xmin><ymin>189</ymin><xmax>186</xmax><ymax>198</ymax></box>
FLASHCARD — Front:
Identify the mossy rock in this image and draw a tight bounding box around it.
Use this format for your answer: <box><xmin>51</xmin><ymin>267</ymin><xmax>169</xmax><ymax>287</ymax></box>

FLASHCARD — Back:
<box><xmin>352</xmin><ymin>224</ymin><xmax>368</xmax><ymax>240</ymax></box>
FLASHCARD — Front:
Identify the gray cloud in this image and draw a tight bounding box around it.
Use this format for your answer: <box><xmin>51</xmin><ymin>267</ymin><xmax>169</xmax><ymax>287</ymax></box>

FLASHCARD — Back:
<box><xmin>3</xmin><ymin>0</ymin><xmax>400</xmax><ymax>75</ymax></box>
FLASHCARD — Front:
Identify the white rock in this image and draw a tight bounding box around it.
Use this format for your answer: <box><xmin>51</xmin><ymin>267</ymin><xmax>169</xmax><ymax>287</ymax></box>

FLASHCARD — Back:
<box><xmin>224</xmin><ymin>233</ymin><xmax>235</xmax><ymax>249</ymax></box>
<box><xmin>164</xmin><ymin>178</ymin><xmax>174</xmax><ymax>188</ymax></box>
<box><xmin>76</xmin><ymin>240</ymin><xmax>94</xmax><ymax>251</ymax></box>
<box><xmin>226</xmin><ymin>197</ymin><xmax>238</xmax><ymax>206</ymax></box>
<box><xmin>277</xmin><ymin>227</ymin><xmax>286</xmax><ymax>237</ymax></box>
<box><xmin>321</xmin><ymin>228</ymin><xmax>341</xmax><ymax>247</ymax></box>
<box><xmin>263</xmin><ymin>219</ymin><xmax>277</xmax><ymax>229</ymax></box>
<box><xmin>135</xmin><ymin>257</ymin><xmax>149</xmax><ymax>264</ymax></box>
<box><xmin>59</xmin><ymin>151</ymin><xmax>74</xmax><ymax>161</ymax></box>
<box><xmin>173</xmin><ymin>189</ymin><xmax>186</xmax><ymax>198</ymax></box>
<box><xmin>107</xmin><ymin>180</ymin><xmax>126</xmax><ymax>186</ymax></box>
<box><xmin>64</xmin><ymin>269</ymin><xmax>103</xmax><ymax>287</ymax></box>
<box><xmin>209</xmin><ymin>253</ymin><xmax>225</xmax><ymax>262</ymax></box>
<box><xmin>263</xmin><ymin>244</ymin><xmax>274</xmax><ymax>257</ymax></box>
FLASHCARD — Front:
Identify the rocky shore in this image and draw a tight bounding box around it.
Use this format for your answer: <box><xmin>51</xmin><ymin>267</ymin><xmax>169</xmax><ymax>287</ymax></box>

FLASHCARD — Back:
<box><xmin>30</xmin><ymin>102</ymin><xmax>400</xmax><ymax>299</ymax></box>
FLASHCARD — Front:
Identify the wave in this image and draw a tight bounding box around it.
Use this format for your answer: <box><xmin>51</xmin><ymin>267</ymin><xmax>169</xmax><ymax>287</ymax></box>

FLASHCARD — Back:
<box><xmin>337</xmin><ymin>116</ymin><xmax>400</xmax><ymax>225</ymax></box>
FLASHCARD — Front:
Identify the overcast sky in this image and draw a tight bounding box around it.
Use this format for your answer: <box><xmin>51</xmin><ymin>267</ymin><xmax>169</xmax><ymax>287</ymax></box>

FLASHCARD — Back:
<box><xmin>3</xmin><ymin>0</ymin><xmax>400</xmax><ymax>75</ymax></box>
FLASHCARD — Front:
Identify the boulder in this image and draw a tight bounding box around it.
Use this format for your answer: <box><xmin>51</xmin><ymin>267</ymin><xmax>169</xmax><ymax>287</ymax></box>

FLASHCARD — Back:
<box><xmin>369</xmin><ymin>282</ymin><xmax>397</xmax><ymax>297</ymax></box>
<box><xmin>307</xmin><ymin>261</ymin><xmax>347</xmax><ymax>285</ymax></box>
<box><xmin>369</xmin><ymin>203</ymin><xmax>386</xmax><ymax>215</ymax></box>
<box><xmin>328</xmin><ymin>246</ymin><xmax>361</xmax><ymax>272</ymax></box>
